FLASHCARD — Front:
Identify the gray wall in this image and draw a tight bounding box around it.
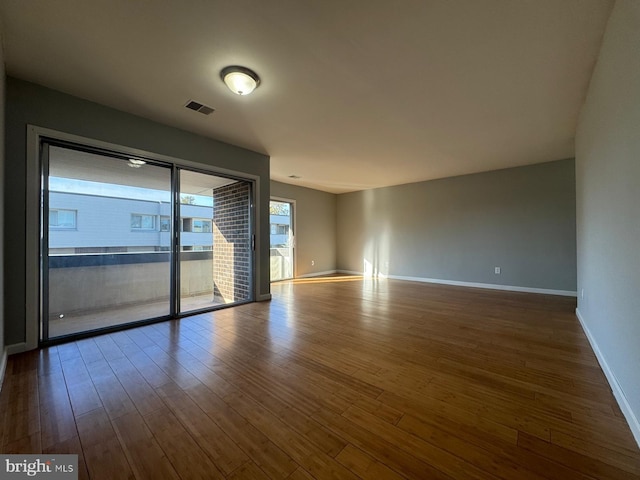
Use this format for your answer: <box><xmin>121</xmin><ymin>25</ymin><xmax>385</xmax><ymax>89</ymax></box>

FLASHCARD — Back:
<box><xmin>337</xmin><ymin>159</ymin><xmax>577</xmax><ymax>292</ymax></box>
<box><xmin>270</xmin><ymin>181</ymin><xmax>336</xmax><ymax>276</ymax></box>
<box><xmin>575</xmin><ymin>0</ymin><xmax>640</xmax><ymax>439</ymax></box>
<box><xmin>0</xmin><ymin>26</ymin><xmax>6</xmax><ymax>376</ymax></box>
<box><xmin>5</xmin><ymin>77</ymin><xmax>270</xmax><ymax>346</ymax></box>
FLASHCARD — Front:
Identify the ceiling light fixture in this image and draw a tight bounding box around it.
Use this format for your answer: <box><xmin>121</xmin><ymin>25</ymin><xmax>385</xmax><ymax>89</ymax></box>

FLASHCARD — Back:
<box><xmin>128</xmin><ymin>159</ymin><xmax>146</xmax><ymax>168</ymax></box>
<box><xmin>220</xmin><ymin>66</ymin><xmax>261</xmax><ymax>96</ymax></box>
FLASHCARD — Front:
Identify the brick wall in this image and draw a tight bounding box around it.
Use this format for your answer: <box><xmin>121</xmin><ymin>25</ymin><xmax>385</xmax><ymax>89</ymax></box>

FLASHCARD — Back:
<box><xmin>212</xmin><ymin>182</ymin><xmax>251</xmax><ymax>303</ymax></box>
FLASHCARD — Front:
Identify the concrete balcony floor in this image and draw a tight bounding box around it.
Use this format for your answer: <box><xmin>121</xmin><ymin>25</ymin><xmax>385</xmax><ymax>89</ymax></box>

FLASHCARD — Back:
<box><xmin>48</xmin><ymin>293</ymin><xmax>224</xmax><ymax>338</ymax></box>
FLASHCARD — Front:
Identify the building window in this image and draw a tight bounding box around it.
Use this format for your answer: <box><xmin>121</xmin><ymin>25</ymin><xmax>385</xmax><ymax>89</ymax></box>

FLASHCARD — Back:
<box><xmin>271</xmin><ymin>224</ymin><xmax>289</xmax><ymax>235</ymax></box>
<box><xmin>50</xmin><ymin>209</ymin><xmax>77</xmax><ymax>229</ymax></box>
<box><xmin>181</xmin><ymin>218</ymin><xmax>212</xmax><ymax>233</ymax></box>
<box><xmin>160</xmin><ymin>216</ymin><xmax>170</xmax><ymax>232</ymax></box>
<box><xmin>131</xmin><ymin>214</ymin><xmax>156</xmax><ymax>230</ymax></box>
<box><xmin>192</xmin><ymin>219</ymin><xmax>212</xmax><ymax>233</ymax></box>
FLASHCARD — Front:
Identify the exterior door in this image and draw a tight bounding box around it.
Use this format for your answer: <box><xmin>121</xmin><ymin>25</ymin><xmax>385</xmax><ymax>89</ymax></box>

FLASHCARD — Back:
<box><xmin>270</xmin><ymin>199</ymin><xmax>295</xmax><ymax>281</ymax></box>
<box><xmin>178</xmin><ymin>169</ymin><xmax>253</xmax><ymax>313</ymax></box>
<box><xmin>43</xmin><ymin>144</ymin><xmax>172</xmax><ymax>340</ymax></box>
<box><xmin>40</xmin><ymin>140</ymin><xmax>254</xmax><ymax>342</ymax></box>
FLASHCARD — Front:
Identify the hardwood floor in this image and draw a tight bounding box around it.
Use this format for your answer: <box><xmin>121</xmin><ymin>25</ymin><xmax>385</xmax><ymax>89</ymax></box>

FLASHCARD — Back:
<box><xmin>1</xmin><ymin>277</ymin><xmax>639</xmax><ymax>479</ymax></box>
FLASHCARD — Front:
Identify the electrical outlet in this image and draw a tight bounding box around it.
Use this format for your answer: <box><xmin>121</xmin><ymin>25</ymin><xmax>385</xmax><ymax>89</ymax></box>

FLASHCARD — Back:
<box><xmin>311</xmin><ymin>260</ymin><xmax>315</xmax><ymax>266</ymax></box>
<box><xmin>494</xmin><ymin>267</ymin><xmax>501</xmax><ymax>275</ymax></box>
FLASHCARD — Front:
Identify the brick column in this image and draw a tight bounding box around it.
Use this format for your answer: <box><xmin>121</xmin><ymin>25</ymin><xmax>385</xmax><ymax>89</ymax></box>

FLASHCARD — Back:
<box><xmin>212</xmin><ymin>182</ymin><xmax>251</xmax><ymax>303</ymax></box>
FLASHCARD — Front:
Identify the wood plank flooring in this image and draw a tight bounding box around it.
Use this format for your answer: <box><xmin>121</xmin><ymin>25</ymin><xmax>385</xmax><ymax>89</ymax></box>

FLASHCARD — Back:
<box><xmin>1</xmin><ymin>276</ymin><xmax>639</xmax><ymax>479</ymax></box>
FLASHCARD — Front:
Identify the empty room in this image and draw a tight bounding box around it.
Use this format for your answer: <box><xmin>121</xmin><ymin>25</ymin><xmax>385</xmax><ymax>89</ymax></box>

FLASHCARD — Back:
<box><xmin>0</xmin><ymin>1</ymin><xmax>639</xmax><ymax>479</ymax></box>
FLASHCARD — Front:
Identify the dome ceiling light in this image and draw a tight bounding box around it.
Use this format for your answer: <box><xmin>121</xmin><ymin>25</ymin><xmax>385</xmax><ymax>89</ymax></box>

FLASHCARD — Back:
<box><xmin>128</xmin><ymin>159</ymin><xmax>146</xmax><ymax>168</ymax></box>
<box><xmin>220</xmin><ymin>66</ymin><xmax>261</xmax><ymax>96</ymax></box>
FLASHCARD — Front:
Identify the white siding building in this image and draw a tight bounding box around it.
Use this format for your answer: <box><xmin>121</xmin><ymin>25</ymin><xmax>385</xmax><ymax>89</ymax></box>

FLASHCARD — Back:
<box><xmin>49</xmin><ymin>191</ymin><xmax>213</xmax><ymax>254</ymax></box>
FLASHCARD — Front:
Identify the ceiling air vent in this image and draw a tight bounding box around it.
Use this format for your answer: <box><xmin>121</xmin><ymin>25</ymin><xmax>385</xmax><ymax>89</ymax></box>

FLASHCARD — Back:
<box><xmin>185</xmin><ymin>100</ymin><xmax>214</xmax><ymax>115</ymax></box>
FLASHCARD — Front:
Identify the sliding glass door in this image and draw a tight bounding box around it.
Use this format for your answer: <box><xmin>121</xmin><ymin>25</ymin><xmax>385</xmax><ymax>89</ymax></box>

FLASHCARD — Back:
<box><xmin>178</xmin><ymin>170</ymin><xmax>252</xmax><ymax>314</ymax></box>
<box><xmin>44</xmin><ymin>145</ymin><xmax>172</xmax><ymax>339</ymax></box>
<box><xmin>41</xmin><ymin>141</ymin><xmax>254</xmax><ymax>342</ymax></box>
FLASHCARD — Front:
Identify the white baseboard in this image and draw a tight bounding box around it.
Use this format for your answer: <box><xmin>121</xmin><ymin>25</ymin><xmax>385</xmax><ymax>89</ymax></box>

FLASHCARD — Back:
<box><xmin>0</xmin><ymin>347</ymin><xmax>7</xmax><ymax>395</ymax></box>
<box><xmin>336</xmin><ymin>270</ymin><xmax>362</xmax><ymax>276</ymax></box>
<box><xmin>257</xmin><ymin>293</ymin><xmax>272</xmax><ymax>301</ymax></box>
<box><xmin>336</xmin><ymin>270</ymin><xmax>577</xmax><ymax>297</ymax></box>
<box><xmin>296</xmin><ymin>270</ymin><xmax>338</xmax><ymax>279</ymax></box>
<box><xmin>6</xmin><ymin>342</ymin><xmax>28</xmax><ymax>355</ymax></box>
<box><xmin>576</xmin><ymin>308</ymin><xmax>640</xmax><ymax>448</ymax></box>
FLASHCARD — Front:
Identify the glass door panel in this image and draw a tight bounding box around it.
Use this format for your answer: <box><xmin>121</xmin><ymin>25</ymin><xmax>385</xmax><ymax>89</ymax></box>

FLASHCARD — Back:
<box><xmin>45</xmin><ymin>146</ymin><xmax>172</xmax><ymax>339</ymax></box>
<box><xmin>270</xmin><ymin>200</ymin><xmax>294</xmax><ymax>281</ymax></box>
<box><xmin>179</xmin><ymin>170</ymin><xmax>252</xmax><ymax>313</ymax></box>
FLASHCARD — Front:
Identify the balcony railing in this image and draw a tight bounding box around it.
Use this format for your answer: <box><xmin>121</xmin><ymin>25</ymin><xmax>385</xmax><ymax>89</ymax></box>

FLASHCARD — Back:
<box><xmin>48</xmin><ymin>251</ymin><xmax>214</xmax><ymax>316</ymax></box>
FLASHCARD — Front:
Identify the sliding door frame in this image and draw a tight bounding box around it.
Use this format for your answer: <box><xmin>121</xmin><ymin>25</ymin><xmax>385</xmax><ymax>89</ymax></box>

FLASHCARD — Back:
<box><xmin>40</xmin><ymin>143</ymin><xmax>51</xmax><ymax>342</ymax></box>
<box><xmin>176</xmin><ymin>166</ymin><xmax>255</xmax><ymax>316</ymax></box>
<box><xmin>26</xmin><ymin>125</ymin><xmax>262</xmax><ymax>349</ymax></box>
<box><xmin>40</xmin><ymin>140</ymin><xmax>176</xmax><ymax>343</ymax></box>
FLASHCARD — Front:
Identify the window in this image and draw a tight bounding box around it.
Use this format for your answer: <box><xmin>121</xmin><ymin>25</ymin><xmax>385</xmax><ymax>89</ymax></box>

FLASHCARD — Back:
<box><xmin>271</xmin><ymin>224</ymin><xmax>289</xmax><ymax>235</ymax></box>
<box><xmin>160</xmin><ymin>216</ymin><xmax>170</xmax><ymax>232</ymax></box>
<box><xmin>49</xmin><ymin>209</ymin><xmax>76</xmax><ymax>229</ymax></box>
<box><xmin>181</xmin><ymin>218</ymin><xmax>212</xmax><ymax>233</ymax></box>
<box><xmin>193</xmin><ymin>219</ymin><xmax>212</xmax><ymax>233</ymax></box>
<box><xmin>131</xmin><ymin>214</ymin><xmax>156</xmax><ymax>230</ymax></box>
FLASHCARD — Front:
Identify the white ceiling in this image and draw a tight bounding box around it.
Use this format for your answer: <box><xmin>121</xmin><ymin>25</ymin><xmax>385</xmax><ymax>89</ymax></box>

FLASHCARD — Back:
<box><xmin>0</xmin><ymin>0</ymin><xmax>614</xmax><ymax>193</ymax></box>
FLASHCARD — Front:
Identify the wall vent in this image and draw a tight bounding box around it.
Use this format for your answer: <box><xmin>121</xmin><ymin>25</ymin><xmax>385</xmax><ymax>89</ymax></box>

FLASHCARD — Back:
<box><xmin>185</xmin><ymin>100</ymin><xmax>215</xmax><ymax>115</ymax></box>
